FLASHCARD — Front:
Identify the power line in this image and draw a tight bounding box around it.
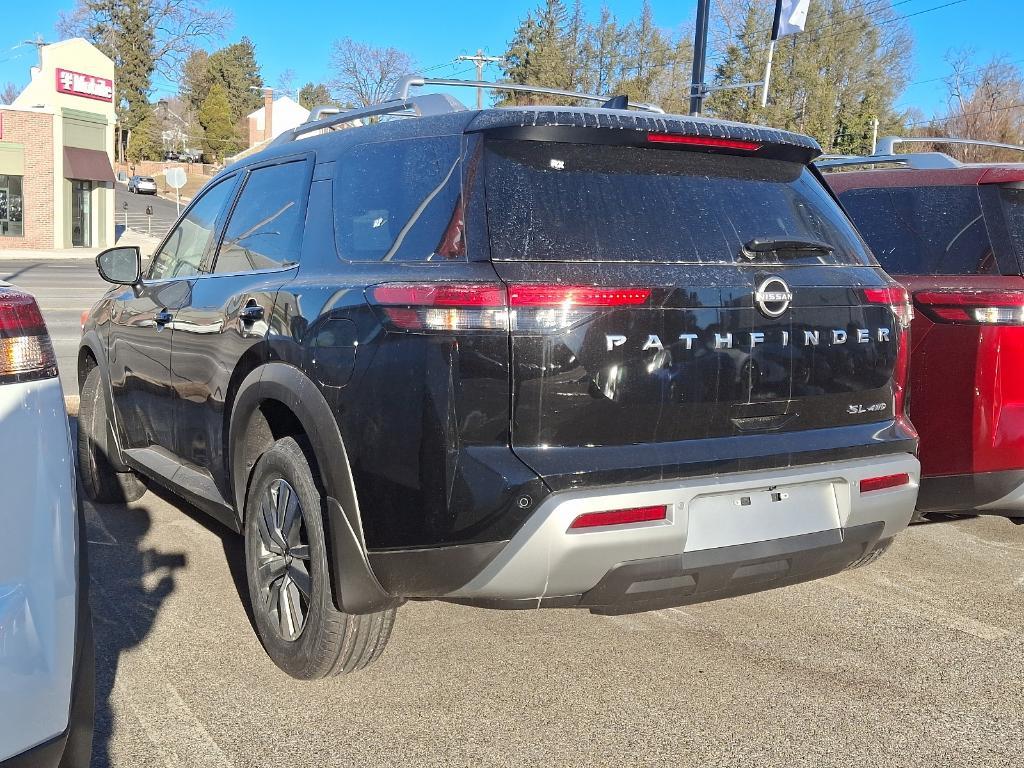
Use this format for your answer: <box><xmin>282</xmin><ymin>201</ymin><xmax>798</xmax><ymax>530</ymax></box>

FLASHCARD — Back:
<box><xmin>906</xmin><ymin>101</ymin><xmax>1024</xmax><ymax>127</ymax></box>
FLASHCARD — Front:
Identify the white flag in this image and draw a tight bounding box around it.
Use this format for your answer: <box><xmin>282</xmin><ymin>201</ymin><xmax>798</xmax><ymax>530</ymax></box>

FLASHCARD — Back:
<box><xmin>773</xmin><ymin>0</ymin><xmax>811</xmax><ymax>40</ymax></box>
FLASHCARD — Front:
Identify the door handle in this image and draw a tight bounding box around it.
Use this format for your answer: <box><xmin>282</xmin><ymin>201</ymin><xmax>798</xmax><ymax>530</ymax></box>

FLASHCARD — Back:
<box><xmin>154</xmin><ymin>309</ymin><xmax>173</xmax><ymax>326</ymax></box>
<box><xmin>240</xmin><ymin>303</ymin><xmax>264</xmax><ymax>323</ymax></box>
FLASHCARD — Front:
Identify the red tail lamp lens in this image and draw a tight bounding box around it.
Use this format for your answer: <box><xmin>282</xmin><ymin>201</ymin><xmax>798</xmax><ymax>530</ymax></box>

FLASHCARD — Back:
<box><xmin>914</xmin><ymin>290</ymin><xmax>1024</xmax><ymax>325</ymax></box>
<box><xmin>569</xmin><ymin>505</ymin><xmax>668</xmax><ymax>530</ymax></box>
<box><xmin>646</xmin><ymin>133</ymin><xmax>761</xmax><ymax>151</ymax></box>
<box><xmin>860</xmin><ymin>473</ymin><xmax>910</xmax><ymax>494</ymax></box>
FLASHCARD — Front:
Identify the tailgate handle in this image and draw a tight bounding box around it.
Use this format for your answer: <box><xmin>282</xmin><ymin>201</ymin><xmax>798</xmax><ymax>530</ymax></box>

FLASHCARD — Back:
<box><xmin>731</xmin><ymin>413</ymin><xmax>799</xmax><ymax>432</ymax></box>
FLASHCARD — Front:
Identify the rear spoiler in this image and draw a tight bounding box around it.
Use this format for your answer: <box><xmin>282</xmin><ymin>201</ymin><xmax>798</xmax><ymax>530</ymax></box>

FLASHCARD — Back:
<box><xmin>467</xmin><ymin>109</ymin><xmax>822</xmax><ymax>165</ymax></box>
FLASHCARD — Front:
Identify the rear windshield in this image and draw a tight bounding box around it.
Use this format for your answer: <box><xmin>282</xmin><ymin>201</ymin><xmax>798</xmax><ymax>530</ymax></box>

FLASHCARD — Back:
<box><xmin>838</xmin><ymin>185</ymin><xmax>998</xmax><ymax>275</ymax></box>
<box><xmin>483</xmin><ymin>140</ymin><xmax>872</xmax><ymax>265</ymax></box>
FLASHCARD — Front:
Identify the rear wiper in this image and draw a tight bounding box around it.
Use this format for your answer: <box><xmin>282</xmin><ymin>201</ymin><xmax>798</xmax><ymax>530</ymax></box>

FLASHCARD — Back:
<box><xmin>741</xmin><ymin>237</ymin><xmax>835</xmax><ymax>260</ymax></box>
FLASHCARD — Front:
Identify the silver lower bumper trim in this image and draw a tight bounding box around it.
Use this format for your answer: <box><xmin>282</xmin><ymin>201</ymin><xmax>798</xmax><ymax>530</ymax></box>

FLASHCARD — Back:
<box><xmin>449</xmin><ymin>453</ymin><xmax>920</xmax><ymax>602</ymax></box>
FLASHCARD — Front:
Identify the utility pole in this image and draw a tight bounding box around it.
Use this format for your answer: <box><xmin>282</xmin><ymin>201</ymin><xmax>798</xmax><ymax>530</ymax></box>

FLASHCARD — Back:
<box><xmin>22</xmin><ymin>35</ymin><xmax>49</xmax><ymax>70</ymax></box>
<box><xmin>457</xmin><ymin>49</ymin><xmax>503</xmax><ymax>109</ymax></box>
<box><xmin>689</xmin><ymin>0</ymin><xmax>711</xmax><ymax>115</ymax></box>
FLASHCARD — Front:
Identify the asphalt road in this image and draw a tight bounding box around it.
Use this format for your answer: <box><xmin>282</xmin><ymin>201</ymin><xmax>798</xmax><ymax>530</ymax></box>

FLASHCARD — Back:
<box><xmin>82</xmin><ymin>486</ymin><xmax>1024</xmax><ymax>768</ymax></box>
<box><xmin>0</xmin><ymin>258</ymin><xmax>108</xmax><ymax>395</ymax></box>
<box><xmin>115</xmin><ymin>184</ymin><xmax>180</xmax><ymax>239</ymax></box>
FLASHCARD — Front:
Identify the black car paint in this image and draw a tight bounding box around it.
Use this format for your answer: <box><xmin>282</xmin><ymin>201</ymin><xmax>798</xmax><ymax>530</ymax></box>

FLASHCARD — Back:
<box><xmin>82</xmin><ymin>108</ymin><xmax>916</xmax><ymax>612</ymax></box>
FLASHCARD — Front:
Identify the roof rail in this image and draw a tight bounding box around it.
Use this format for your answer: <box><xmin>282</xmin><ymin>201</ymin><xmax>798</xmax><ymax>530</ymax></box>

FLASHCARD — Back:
<box><xmin>816</xmin><ymin>135</ymin><xmax>1024</xmax><ymax>171</ymax></box>
<box><xmin>391</xmin><ymin>74</ymin><xmax>665</xmax><ymax>114</ymax></box>
<box><xmin>816</xmin><ymin>153</ymin><xmax>962</xmax><ymax>171</ymax></box>
<box><xmin>875</xmin><ymin>135</ymin><xmax>1024</xmax><ymax>156</ymax></box>
<box><xmin>270</xmin><ymin>92</ymin><xmax>467</xmax><ymax>147</ymax></box>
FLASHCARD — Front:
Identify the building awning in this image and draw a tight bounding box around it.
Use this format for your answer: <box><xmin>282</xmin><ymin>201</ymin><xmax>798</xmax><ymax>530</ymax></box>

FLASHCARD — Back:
<box><xmin>63</xmin><ymin>146</ymin><xmax>114</xmax><ymax>183</ymax></box>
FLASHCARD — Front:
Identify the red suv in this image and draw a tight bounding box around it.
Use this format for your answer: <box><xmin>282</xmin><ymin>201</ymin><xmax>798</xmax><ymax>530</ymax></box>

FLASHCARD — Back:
<box><xmin>824</xmin><ymin>138</ymin><xmax>1024</xmax><ymax>520</ymax></box>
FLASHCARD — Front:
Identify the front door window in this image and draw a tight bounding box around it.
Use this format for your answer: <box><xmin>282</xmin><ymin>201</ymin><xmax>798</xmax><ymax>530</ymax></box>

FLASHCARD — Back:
<box><xmin>72</xmin><ymin>180</ymin><xmax>92</xmax><ymax>247</ymax></box>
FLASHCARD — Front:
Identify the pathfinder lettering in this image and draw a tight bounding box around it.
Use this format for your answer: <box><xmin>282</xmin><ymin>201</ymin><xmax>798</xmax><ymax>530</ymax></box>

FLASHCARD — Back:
<box><xmin>607</xmin><ymin>328</ymin><xmax>893</xmax><ymax>352</ymax></box>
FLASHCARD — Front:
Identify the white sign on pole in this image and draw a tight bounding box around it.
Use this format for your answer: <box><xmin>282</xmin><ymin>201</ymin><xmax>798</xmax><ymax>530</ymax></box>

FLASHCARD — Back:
<box><xmin>165</xmin><ymin>167</ymin><xmax>187</xmax><ymax>216</ymax></box>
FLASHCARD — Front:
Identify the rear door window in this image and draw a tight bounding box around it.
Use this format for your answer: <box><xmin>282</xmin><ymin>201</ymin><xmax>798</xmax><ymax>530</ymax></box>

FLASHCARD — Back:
<box><xmin>483</xmin><ymin>140</ymin><xmax>872</xmax><ymax>265</ymax></box>
<box><xmin>334</xmin><ymin>136</ymin><xmax>463</xmax><ymax>262</ymax></box>
<box><xmin>214</xmin><ymin>159</ymin><xmax>310</xmax><ymax>274</ymax></box>
<box><xmin>839</xmin><ymin>185</ymin><xmax>998</xmax><ymax>275</ymax></box>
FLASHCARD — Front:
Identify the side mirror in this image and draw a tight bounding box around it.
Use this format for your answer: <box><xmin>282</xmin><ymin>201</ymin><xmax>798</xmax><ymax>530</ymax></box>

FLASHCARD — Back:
<box><xmin>96</xmin><ymin>246</ymin><xmax>142</xmax><ymax>285</ymax></box>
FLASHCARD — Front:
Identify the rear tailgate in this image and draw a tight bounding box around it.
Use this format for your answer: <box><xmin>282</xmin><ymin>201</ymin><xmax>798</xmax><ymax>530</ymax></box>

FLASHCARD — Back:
<box><xmin>482</xmin><ymin>136</ymin><xmax>912</xmax><ymax>482</ymax></box>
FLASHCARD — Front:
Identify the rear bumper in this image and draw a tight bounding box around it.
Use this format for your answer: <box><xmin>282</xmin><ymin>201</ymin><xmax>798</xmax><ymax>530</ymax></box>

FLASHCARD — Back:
<box><xmin>391</xmin><ymin>453</ymin><xmax>919</xmax><ymax>612</ymax></box>
<box><xmin>917</xmin><ymin>470</ymin><xmax>1024</xmax><ymax>516</ymax></box>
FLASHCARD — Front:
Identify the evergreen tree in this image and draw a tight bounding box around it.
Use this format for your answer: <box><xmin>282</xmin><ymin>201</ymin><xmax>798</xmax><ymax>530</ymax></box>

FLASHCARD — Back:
<box><xmin>501</xmin><ymin>0</ymin><xmax>572</xmax><ymax>103</ymax></box>
<box><xmin>205</xmin><ymin>38</ymin><xmax>265</xmax><ymax>123</ymax></box>
<box><xmin>706</xmin><ymin>0</ymin><xmax>912</xmax><ymax>154</ymax></box>
<box><xmin>297</xmin><ymin>82</ymin><xmax>334</xmax><ymax>111</ymax></box>
<box><xmin>198</xmin><ymin>83</ymin><xmax>238</xmax><ymax>162</ymax></box>
<box><xmin>126</xmin><ymin>105</ymin><xmax>163</xmax><ymax>162</ymax></box>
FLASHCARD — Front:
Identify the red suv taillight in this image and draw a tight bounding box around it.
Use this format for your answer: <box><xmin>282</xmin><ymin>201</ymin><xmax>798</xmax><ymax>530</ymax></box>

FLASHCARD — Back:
<box><xmin>913</xmin><ymin>290</ymin><xmax>1024</xmax><ymax>325</ymax></box>
<box><xmin>0</xmin><ymin>289</ymin><xmax>58</xmax><ymax>383</ymax></box>
<box><xmin>864</xmin><ymin>285</ymin><xmax>914</xmax><ymax>433</ymax></box>
<box><xmin>368</xmin><ymin>283</ymin><xmax>652</xmax><ymax>332</ymax></box>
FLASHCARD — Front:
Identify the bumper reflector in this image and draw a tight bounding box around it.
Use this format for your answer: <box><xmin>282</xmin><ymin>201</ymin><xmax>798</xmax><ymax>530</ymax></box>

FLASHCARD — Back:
<box><xmin>860</xmin><ymin>473</ymin><xmax>910</xmax><ymax>494</ymax></box>
<box><xmin>569</xmin><ymin>505</ymin><xmax>668</xmax><ymax>530</ymax></box>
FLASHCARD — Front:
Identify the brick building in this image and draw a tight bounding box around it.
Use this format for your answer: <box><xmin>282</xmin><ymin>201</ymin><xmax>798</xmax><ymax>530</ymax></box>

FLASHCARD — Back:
<box><xmin>0</xmin><ymin>38</ymin><xmax>116</xmax><ymax>249</ymax></box>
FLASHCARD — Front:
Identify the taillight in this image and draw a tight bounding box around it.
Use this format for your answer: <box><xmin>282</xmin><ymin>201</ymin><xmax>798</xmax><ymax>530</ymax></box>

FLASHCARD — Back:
<box><xmin>864</xmin><ymin>285</ymin><xmax>913</xmax><ymax>329</ymax></box>
<box><xmin>568</xmin><ymin>505</ymin><xmax>668</xmax><ymax>530</ymax></box>
<box><xmin>860</xmin><ymin>473</ymin><xmax>910</xmax><ymax>494</ymax></box>
<box><xmin>646</xmin><ymin>133</ymin><xmax>762</xmax><ymax>152</ymax></box>
<box><xmin>865</xmin><ymin>285</ymin><xmax>914</xmax><ymax>432</ymax></box>
<box><xmin>368</xmin><ymin>283</ymin><xmax>509</xmax><ymax>332</ymax></box>
<box><xmin>368</xmin><ymin>283</ymin><xmax>652</xmax><ymax>333</ymax></box>
<box><xmin>913</xmin><ymin>290</ymin><xmax>1024</xmax><ymax>325</ymax></box>
<box><xmin>0</xmin><ymin>289</ymin><xmax>58</xmax><ymax>383</ymax></box>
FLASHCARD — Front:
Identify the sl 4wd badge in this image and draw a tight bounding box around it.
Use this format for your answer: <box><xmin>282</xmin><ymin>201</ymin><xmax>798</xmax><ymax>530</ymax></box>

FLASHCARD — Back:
<box><xmin>848</xmin><ymin>402</ymin><xmax>887</xmax><ymax>414</ymax></box>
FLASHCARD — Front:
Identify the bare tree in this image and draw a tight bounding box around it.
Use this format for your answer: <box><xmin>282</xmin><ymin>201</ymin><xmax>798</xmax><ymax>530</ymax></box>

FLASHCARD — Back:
<box><xmin>929</xmin><ymin>51</ymin><xmax>1024</xmax><ymax>161</ymax></box>
<box><xmin>1</xmin><ymin>82</ymin><xmax>20</xmax><ymax>105</ymax></box>
<box><xmin>57</xmin><ymin>0</ymin><xmax>232</xmax><ymax>81</ymax></box>
<box><xmin>276</xmin><ymin>68</ymin><xmax>296</xmax><ymax>96</ymax></box>
<box><xmin>328</xmin><ymin>38</ymin><xmax>415</xmax><ymax>107</ymax></box>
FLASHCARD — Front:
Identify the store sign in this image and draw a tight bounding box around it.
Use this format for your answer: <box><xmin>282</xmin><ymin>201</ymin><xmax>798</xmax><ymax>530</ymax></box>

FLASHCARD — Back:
<box><xmin>55</xmin><ymin>68</ymin><xmax>114</xmax><ymax>102</ymax></box>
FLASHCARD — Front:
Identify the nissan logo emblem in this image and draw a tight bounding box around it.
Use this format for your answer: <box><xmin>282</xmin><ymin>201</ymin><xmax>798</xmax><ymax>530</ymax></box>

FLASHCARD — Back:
<box><xmin>754</xmin><ymin>276</ymin><xmax>793</xmax><ymax>318</ymax></box>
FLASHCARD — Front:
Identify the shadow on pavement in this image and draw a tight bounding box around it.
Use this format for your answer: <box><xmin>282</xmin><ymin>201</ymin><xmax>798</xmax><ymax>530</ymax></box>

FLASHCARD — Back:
<box><xmin>73</xmin><ymin>414</ymin><xmax>186</xmax><ymax>768</ymax></box>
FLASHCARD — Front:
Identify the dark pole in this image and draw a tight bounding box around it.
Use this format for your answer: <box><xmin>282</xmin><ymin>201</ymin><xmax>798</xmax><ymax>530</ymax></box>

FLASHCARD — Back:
<box><xmin>689</xmin><ymin>0</ymin><xmax>711</xmax><ymax>115</ymax></box>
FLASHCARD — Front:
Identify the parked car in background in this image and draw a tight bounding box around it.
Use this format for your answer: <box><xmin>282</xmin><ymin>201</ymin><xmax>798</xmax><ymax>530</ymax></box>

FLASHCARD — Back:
<box><xmin>0</xmin><ymin>285</ymin><xmax>93</xmax><ymax>766</ymax></box>
<box><xmin>824</xmin><ymin>137</ymin><xmax>1024</xmax><ymax>521</ymax></box>
<box><xmin>127</xmin><ymin>175</ymin><xmax>157</xmax><ymax>194</ymax></box>
<box><xmin>179</xmin><ymin>148</ymin><xmax>203</xmax><ymax>163</ymax></box>
<box><xmin>79</xmin><ymin>79</ymin><xmax>920</xmax><ymax>680</ymax></box>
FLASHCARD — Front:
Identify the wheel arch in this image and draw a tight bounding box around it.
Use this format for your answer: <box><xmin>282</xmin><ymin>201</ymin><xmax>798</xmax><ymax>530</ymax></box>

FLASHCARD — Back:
<box><xmin>228</xmin><ymin>362</ymin><xmax>398</xmax><ymax>614</ymax></box>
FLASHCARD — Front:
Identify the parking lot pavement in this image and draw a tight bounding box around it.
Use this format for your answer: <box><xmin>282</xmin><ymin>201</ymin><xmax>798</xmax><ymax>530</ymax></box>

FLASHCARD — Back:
<box><xmin>83</xmin><ymin>479</ymin><xmax>1024</xmax><ymax>768</ymax></box>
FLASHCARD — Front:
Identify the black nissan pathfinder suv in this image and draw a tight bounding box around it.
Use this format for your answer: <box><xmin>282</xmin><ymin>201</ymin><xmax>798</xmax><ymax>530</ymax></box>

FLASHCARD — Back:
<box><xmin>78</xmin><ymin>79</ymin><xmax>921</xmax><ymax>679</ymax></box>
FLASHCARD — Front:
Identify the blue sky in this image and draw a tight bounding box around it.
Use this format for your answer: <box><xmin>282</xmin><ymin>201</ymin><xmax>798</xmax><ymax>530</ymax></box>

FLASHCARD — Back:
<box><xmin>2</xmin><ymin>0</ymin><xmax>1021</xmax><ymax>119</ymax></box>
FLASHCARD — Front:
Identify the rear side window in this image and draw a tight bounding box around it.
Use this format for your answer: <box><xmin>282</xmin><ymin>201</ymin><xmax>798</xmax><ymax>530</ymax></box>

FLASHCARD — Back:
<box><xmin>998</xmin><ymin>185</ymin><xmax>1024</xmax><ymax>269</ymax></box>
<box><xmin>839</xmin><ymin>185</ymin><xmax>998</xmax><ymax>275</ymax></box>
<box><xmin>483</xmin><ymin>140</ymin><xmax>872</xmax><ymax>265</ymax></box>
<box><xmin>215</xmin><ymin>159</ymin><xmax>309</xmax><ymax>274</ymax></box>
<box><xmin>335</xmin><ymin>136</ymin><xmax>463</xmax><ymax>262</ymax></box>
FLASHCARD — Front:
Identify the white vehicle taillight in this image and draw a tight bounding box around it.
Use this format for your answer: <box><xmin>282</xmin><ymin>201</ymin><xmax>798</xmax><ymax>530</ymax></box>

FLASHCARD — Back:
<box><xmin>0</xmin><ymin>289</ymin><xmax>58</xmax><ymax>383</ymax></box>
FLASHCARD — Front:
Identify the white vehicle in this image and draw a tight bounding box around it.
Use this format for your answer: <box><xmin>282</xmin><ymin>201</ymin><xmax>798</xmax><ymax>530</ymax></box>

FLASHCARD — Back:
<box><xmin>127</xmin><ymin>175</ymin><xmax>157</xmax><ymax>194</ymax></box>
<box><xmin>0</xmin><ymin>285</ymin><xmax>93</xmax><ymax>766</ymax></box>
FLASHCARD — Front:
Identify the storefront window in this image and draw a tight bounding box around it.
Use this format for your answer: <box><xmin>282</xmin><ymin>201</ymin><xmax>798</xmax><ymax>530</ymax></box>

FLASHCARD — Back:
<box><xmin>0</xmin><ymin>175</ymin><xmax>24</xmax><ymax>237</ymax></box>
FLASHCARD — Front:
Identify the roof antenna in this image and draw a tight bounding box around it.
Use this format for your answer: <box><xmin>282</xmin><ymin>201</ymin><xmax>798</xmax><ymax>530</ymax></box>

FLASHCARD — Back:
<box><xmin>600</xmin><ymin>95</ymin><xmax>629</xmax><ymax>110</ymax></box>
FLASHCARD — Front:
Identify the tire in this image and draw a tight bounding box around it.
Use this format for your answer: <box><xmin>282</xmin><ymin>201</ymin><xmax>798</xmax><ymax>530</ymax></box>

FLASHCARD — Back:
<box><xmin>78</xmin><ymin>367</ymin><xmax>146</xmax><ymax>504</ymax></box>
<box><xmin>244</xmin><ymin>436</ymin><xmax>396</xmax><ymax>679</ymax></box>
